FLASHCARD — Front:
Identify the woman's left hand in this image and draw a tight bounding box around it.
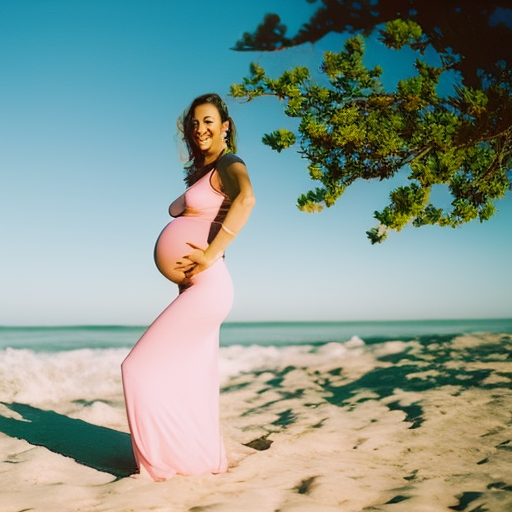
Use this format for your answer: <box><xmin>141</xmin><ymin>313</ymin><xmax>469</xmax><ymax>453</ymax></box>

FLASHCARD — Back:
<box><xmin>174</xmin><ymin>243</ymin><xmax>212</xmax><ymax>278</ymax></box>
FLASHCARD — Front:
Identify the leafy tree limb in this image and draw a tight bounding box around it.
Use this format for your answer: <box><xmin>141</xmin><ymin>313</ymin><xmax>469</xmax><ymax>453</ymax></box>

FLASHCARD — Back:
<box><xmin>231</xmin><ymin>20</ymin><xmax>512</xmax><ymax>243</ymax></box>
<box><xmin>233</xmin><ymin>0</ymin><xmax>512</xmax><ymax>88</ymax></box>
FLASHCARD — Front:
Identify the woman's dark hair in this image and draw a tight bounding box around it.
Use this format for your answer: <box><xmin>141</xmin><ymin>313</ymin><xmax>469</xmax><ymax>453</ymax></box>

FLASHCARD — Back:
<box><xmin>179</xmin><ymin>93</ymin><xmax>237</xmax><ymax>185</ymax></box>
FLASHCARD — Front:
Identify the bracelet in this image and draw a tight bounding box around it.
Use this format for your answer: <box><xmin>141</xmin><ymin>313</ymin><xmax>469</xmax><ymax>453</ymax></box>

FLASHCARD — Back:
<box><xmin>221</xmin><ymin>224</ymin><xmax>238</xmax><ymax>236</ymax></box>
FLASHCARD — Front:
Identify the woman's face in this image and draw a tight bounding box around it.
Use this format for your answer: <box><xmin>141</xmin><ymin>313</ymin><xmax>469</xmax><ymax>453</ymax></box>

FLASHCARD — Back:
<box><xmin>191</xmin><ymin>103</ymin><xmax>229</xmax><ymax>155</ymax></box>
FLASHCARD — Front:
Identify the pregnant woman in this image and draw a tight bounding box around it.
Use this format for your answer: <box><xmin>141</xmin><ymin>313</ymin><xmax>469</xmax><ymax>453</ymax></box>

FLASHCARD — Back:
<box><xmin>122</xmin><ymin>93</ymin><xmax>255</xmax><ymax>481</ymax></box>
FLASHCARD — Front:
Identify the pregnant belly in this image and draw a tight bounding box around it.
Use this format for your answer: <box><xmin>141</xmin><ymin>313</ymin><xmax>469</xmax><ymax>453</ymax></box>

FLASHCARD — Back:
<box><xmin>154</xmin><ymin>216</ymin><xmax>211</xmax><ymax>284</ymax></box>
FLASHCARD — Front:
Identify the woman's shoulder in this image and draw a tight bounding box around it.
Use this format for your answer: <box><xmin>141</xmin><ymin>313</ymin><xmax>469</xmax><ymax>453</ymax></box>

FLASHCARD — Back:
<box><xmin>216</xmin><ymin>152</ymin><xmax>248</xmax><ymax>200</ymax></box>
<box><xmin>218</xmin><ymin>152</ymin><xmax>245</xmax><ymax>170</ymax></box>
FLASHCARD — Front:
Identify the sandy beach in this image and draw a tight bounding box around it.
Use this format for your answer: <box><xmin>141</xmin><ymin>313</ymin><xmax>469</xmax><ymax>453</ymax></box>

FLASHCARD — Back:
<box><xmin>1</xmin><ymin>331</ymin><xmax>512</xmax><ymax>511</ymax></box>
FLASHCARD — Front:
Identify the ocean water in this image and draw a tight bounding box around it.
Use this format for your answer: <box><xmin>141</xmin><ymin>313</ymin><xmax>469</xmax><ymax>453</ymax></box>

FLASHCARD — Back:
<box><xmin>1</xmin><ymin>318</ymin><xmax>511</xmax><ymax>352</ymax></box>
<box><xmin>1</xmin><ymin>318</ymin><xmax>511</xmax><ymax>407</ymax></box>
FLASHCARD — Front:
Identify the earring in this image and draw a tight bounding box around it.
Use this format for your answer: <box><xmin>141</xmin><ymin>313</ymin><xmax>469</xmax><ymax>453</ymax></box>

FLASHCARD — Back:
<box><xmin>222</xmin><ymin>131</ymin><xmax>227</xmax><ymax>141</ymax></box>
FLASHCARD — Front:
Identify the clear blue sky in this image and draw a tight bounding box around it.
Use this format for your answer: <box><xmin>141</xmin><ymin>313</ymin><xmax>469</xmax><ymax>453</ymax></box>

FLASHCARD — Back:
<box><xmin>1</xmin><ymin>0</ymin><xmax>511</xmax><ymax>326</ymax></box>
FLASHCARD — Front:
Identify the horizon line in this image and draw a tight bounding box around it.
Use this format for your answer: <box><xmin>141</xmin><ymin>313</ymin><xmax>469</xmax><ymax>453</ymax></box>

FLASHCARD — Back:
<box><xmin>1</xmin><ymin>317</ymin><xmax>511</xmax><ymax>329</ymax></box>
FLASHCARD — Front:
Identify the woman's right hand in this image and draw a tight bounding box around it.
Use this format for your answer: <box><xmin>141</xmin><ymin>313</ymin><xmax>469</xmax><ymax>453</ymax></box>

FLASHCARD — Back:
<box><xmin>173</xmin><ymin>257</ymin><xmax>197</xmax><ymax>291</ymax></box>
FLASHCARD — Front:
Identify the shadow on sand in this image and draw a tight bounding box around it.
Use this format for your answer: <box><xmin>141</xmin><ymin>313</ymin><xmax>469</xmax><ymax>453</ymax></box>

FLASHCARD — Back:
<box><xmin>0</xmin><ymin>402</ymin><xmax>137</xmax><ymax>478</ymax></box>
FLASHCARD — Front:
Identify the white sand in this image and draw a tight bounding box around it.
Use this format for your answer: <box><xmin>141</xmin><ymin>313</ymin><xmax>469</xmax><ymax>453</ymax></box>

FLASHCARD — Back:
<box><xmin>1</xmin><ymin>333</ymin><xmax>512</xmax><ymax>511</ymax></box>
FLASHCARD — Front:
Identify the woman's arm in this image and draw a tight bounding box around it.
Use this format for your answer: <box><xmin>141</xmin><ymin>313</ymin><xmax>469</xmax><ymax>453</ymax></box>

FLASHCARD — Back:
<box><xmin>205</xmin><ymin>160</ymin><xmax>255</xmax><ymax>261</ymax></box>
<box><xmin>179</xmin><ymin>159</ymin><xmax>255</xmax><ymax>277</ymax></box>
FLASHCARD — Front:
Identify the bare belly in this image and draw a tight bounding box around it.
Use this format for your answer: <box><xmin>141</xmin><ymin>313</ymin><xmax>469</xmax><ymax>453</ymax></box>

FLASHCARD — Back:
<box><xmin>154</xmin><ymin>216</ymin><xmax>211</xmax><ymax>284</ymax></box>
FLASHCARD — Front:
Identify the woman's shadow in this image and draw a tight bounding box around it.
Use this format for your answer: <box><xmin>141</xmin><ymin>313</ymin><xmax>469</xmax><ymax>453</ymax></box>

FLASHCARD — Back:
<box><xmin>0</xmin><ymin>402</ymin><xmax>137</xmax><ymax>478</ymax></box>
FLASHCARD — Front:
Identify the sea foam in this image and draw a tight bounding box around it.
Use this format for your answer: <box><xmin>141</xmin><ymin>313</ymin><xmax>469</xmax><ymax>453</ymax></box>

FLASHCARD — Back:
<box><xmin>0</xmin><ymin>340</ymin><xmax>367</xmax><ymax>406</ymax></box>
<box><xmin>0</xmin><ymin>347</ymin><xmax>129</xmax><ymax>405</ymax></box>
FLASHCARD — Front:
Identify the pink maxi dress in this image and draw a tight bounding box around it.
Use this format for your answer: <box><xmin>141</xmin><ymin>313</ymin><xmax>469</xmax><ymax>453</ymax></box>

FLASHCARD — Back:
<box><xmin>122</xmin><ymin>165</ymin><xmax>234</xmax><ymax>480</ymax></box>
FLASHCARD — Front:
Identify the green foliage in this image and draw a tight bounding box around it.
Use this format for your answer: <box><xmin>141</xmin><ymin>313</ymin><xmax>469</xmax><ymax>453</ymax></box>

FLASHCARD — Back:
<box><xmin>262</xmin><ymin>129</ymin><xmax>296</xmax><ymax>153</ymax></box>
<box><xmin>231</xmin><ymin>18</ymin><xmax>512</xmax><ymax>243</ymax></box>
<box><xmin>380</xmin><ymin>19</ymin><xmax>423</xmax><ymax>49</ymax></box>
<box><xmin>297</xmin><ymin>188</ymin><xmax>327</xmax><ymax>213</ymax></box>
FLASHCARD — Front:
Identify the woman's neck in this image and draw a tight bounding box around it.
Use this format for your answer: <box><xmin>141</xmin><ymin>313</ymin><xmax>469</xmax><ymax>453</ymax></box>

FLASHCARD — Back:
<box><xmin>203</xmin><ymin>145</ymin><xmax>227</xmax><ymax>166</ymax></box>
